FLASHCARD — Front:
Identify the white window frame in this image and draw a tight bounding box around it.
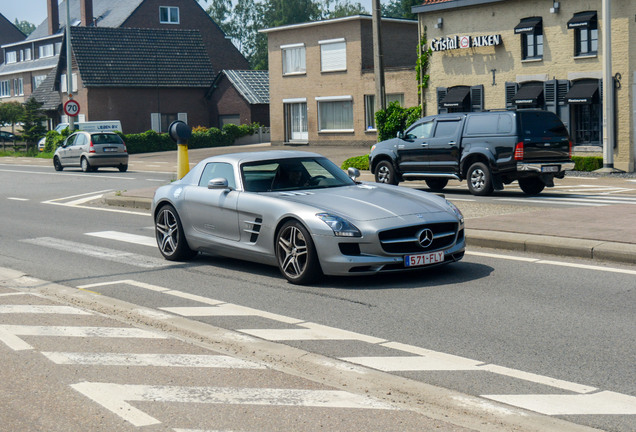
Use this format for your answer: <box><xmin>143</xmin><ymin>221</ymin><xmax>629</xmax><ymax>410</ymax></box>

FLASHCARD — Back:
<box><xmin>60</xmin><ymin>73</ymin><xmax>78</xmax><ymax>93</ymax></box>
<box><xmin>316</xmin><ymin>95</ymin><xmax>354</xmax><ymax>133</ymax></box>
<box><xmin>33</xmin><ymin>75</ymin><xmax>46</xmax><ymax>90</ymax></box>
<box><xmin>24</xmin><ymin>48</ymin><xmax>32</xmax><ymax>61</ymax></box>
<box><xmin>319</xmin><ymin>38</ymin><xmax>346</xmax><ymax>73</ymax></box>
<box><xmin>0</xmin><ymin>80</ymin><xmax>10</xmax><ymax>97</ymax></box>
<box><xmin>14</xmin><ymin>78</ymin><xmax>24</xmax><ymax>96</ymax></box>
<box><xmin>160</xmin><ymin>6</ymin><xmax>180</xmax><ymax>24</ymax></box>
<box><xmin>281</xmin><ymin>43</ymin><xmax>306</xmax><ymax>76</ymax></box>
<box><xmin>38</xmin><ymin>44</ymin><xmax>54</xmax><ymax>58</ymax></box>
<box><xmin>6</xmin><ymin>51</ymin><xmax>17</xmax><ymax>64</ymax></box>
<box><xmin>364</xmin><ymin>93</ymin><xmax>405</xmax><ymax>131</ymax></box>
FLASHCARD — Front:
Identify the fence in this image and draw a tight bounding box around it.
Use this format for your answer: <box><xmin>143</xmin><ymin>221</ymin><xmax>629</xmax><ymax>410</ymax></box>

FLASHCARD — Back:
<box><xmin>234</xmin><ymin>127</ymin><xmax>271</xmax><ymax>146</ymax></box>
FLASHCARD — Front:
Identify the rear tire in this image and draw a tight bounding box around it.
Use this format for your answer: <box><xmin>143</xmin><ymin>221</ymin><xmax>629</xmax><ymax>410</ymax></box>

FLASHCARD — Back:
<box><xmin>81</xmin><ymin>157</ymin><xmax>92</xmax><ymax>173</ymax></box>
<box><xmin>467</xmin><ymin>162</ymin><xmax>494</xmax><ymax>196</ymax></box>
<box><xmin>155</xmin><ymin>204</ymin><xmax>197</xmax><ymax>261</ymax></box>
<box><xmin>276</xmin><ymin>220</ymin><xmax>321</xmax><ymax>285</ymax></box>
<box><xmin>374</xmin><ymin>160</ymin><xmax>399</xmax><ymax>185</ymax></box>
<box><xmin>425</xmin><ymin>178</ymin><xmax>448</xmax><ymax>192</ymax></box>
<box><xmin>119</xmin><ymin>165</ymin><xmax>128</xmax><ymax>172</ymax></box>
<box><xmin>518</xmin><ymin>177</ymin><xmax>546</xmax><ymax>195</ymax></box>
<box><xmin>53</xmin><ymin>156</ymin><xmax>63</xmax><ymax>171</ymax></box>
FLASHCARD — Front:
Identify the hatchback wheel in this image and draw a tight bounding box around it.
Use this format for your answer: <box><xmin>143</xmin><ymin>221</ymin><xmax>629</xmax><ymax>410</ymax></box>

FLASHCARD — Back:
<box><xmin>81</xmin><ymin>157</ymin><xmax>92</xmax><ymax>173</ymax></box>
<box><xmin>119</xmin><ymin>164</ymin><xmax>128</xmax><ymax>172</ymax></box>
<box><xmin>53</xmin><ymin>156</ymin><xmax>63</xmax><ymax>171</ymax></box>
<box><xmin>467</xmin><ymin>162</ymin><xmax>494</xmax><ymax>196</ymax></box>
<box><xmin>375</xmin><ymin>160</ymin><xmax>399</xmax><ymax>185</ymax></box>
<box><xmin>155</xmin><ymin>204</ymin><xmax>197</xmax><ymax>261</ymax></box>
<box><xmin>276</xmin><ymin>221</ymin><xmax>321</xmax><ymax>284</ymax></box>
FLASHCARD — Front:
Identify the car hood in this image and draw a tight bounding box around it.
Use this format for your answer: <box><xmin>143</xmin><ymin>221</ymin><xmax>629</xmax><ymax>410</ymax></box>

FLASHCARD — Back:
<box><xmin>273</xmin><ymin>183</ymin><xmax>452</xmax><ymax>221</ymax></box>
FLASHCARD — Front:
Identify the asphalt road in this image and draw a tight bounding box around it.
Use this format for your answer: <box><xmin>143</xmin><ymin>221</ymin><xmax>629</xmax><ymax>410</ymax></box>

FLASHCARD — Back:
<box><xmin>0</xmin><ymin>161</ymin><xmax>634</xmax><ymax>431</ymax></box>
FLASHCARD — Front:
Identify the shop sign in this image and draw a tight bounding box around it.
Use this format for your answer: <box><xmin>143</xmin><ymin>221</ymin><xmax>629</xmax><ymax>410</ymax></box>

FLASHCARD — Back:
<box><xmin>429</xmin><ymin>34</ymin><xmax>502</xmax><ymax>52</ymax></box>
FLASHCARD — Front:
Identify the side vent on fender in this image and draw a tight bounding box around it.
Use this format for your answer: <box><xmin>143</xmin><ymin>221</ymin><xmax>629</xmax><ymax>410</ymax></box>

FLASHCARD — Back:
<box><xmin>244</xmin><ymin>217</ymin><xmax>263</xmax><ymax>243</ymax></box>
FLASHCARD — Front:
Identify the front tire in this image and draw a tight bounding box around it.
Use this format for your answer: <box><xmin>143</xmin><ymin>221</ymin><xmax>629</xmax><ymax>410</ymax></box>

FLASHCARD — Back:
<box><xmin>467</xmin><ymin>162</ymin><xmax>494</xmax><ymax>196</ymax></box>
<box><xmin>155</xmin><ymin>204</ymin><xmax>197</xmax><ymax>261</ymax></box>
<box><xmin>276</xmin><ymin>220</ymin><xmax>321</xmax><ymax>284</ymax></box>
<box><xmin>53</xmin><ymin>156</ymin><xmax>63</xmax><ymax>171</ymax></box>
<box><xmin>375</xmin><ymin>160</ymin><xmax>399</xmax><ymax>185</ymax></box>
<box><xmin>518</xmin><ymin>177</ymin><xmax>546</xmax><ymax>195</ymax></box>
<box><xmin>425</xmin><ymin>178</ymin><xmax>448</xmax><ymax>192</ymax></box>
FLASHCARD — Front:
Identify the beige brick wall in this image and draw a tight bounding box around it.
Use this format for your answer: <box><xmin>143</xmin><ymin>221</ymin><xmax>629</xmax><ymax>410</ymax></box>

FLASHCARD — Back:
<box><xmin>266</xmin><ymin>18</ymin><xmax>418</xmax><ymax>148</ymax></box>
<box><xmin>419</xmin><ymin>0</ymin><xmax>634</xmax><ymax>172</ymax></box>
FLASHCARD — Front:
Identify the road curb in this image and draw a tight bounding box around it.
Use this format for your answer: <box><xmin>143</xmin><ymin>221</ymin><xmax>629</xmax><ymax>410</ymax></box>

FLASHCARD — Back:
<box><xmin>466</xmin><ymin>229</ymin><xmax>636</xmax><ymax>264</ymax></box>
<box><xmin>103</xmin><ymin>193</ymin><xmax>152</xmax><ymax>210</ymax></box>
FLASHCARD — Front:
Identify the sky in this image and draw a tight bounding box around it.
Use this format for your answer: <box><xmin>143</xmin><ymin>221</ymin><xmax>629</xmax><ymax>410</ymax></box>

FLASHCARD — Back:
<box><xmin>1</xmin><ymin>0</ymin><xmax>379</xmax><ymax>28</ymax></box>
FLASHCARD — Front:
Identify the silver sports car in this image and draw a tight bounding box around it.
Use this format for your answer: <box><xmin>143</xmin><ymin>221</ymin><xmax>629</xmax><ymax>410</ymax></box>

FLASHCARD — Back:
<box><xmin>151</xmin><ymin>150</ymin><xmax>465</xmax><ymax>284</ymax></box>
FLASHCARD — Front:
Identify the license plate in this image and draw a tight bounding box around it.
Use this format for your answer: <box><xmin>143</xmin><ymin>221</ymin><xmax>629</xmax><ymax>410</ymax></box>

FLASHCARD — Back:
<box><xmin>404</xmin><ymin>251</ymin><xmax>444</xmax><ymax>267</ymax></box>
<box><xmin>103</xmin><ymin>147</ymin><xmax>117</xmax><ymax>152</ymax></box>
<box><xmin>541</xmin><ymin>165</ymin><xmax>559</xmax><ymax>173</ymax></box>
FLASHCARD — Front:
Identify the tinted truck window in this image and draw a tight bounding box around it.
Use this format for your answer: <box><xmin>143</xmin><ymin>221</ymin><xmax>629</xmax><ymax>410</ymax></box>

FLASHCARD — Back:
<box><xmin>519</xmin><ymin>111</ymin><xmax>569</xmax><ymax>138</ymax></box>
<box><xmin>434</xmin><ymin>120</ymin><xmax>460</xmax><ymax>137</ymax></box>
<box><xmin>464</xmin><ymin>115</ymin><xmax>498</xmax><ymax>135</ymax></box>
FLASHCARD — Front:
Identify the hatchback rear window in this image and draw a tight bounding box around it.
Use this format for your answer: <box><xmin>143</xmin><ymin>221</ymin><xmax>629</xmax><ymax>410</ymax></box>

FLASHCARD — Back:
<box><xmin>519</xmin><ymin>112</ymin><xmax>569</xmax><ymax>138</ymax></box>
<box><xmin>91</xmin><ymin>133</ymin><xmax>123</xmax><ymax>144</ymax></box>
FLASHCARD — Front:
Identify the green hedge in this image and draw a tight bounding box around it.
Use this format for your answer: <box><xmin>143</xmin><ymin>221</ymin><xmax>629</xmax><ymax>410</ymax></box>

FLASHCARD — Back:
<box><xmin>572</xmin><ymin>156</ymin><xmax>603</xmax><ymax>172</ymax></box>
<box><xmin>341</xmin><ymin>155</ymin><xmax>369</xmax><ymax>171</ymax></box>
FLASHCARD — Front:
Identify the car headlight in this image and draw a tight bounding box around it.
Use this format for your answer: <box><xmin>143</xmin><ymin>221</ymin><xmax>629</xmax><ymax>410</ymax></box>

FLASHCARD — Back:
<box><xmin>446</xmin><ymin>200</ymin><xmax>464</xmax><ymax>224</ymax></box>
<box><xmin>316</xmin><ymin>213</ymin><xmax>361</xmax><ymax>237</ymax></box>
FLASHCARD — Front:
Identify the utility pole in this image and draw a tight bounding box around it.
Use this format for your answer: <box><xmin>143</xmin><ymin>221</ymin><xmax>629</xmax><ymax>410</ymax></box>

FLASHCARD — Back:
<box><xmin>66</xmin><ymin>0</ymin><xmax>75</xmax><ymax>132</ymax></box>
<box><xmin>601</xmin><ymin>0</ymin><xmax>614</xmax><ymax>170</ymax></box>
<box><xmin>372</xmin><ymin>0</ymin><xmax>386</xmax><ymax>113</ymax></box>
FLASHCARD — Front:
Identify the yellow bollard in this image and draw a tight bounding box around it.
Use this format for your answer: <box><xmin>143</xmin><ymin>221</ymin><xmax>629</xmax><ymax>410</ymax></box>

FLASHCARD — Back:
<box><xmin>177</xmin><ymin>143</ymin><xmax>190</xmax><ymax>179</ymax></box>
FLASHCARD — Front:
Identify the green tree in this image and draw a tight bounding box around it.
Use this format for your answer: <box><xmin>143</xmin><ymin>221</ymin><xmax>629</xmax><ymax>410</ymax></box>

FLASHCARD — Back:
<box><xmin>13</xmin><ymin>19</ymin><xmax>35</xmax><ymax>36</ymax></box>
<box><xmin>320</xmin><ymin>0</ymin><xmax>367</xmax><ymax>19</ymax></box>
<box><xmin>0</xmin><ymin>102</ymin><xmax>25</xmax><ymax>134</ymax></box>
<box><xmin>19</xmin><ymin>98</ymin><xmax>47</xmax><ymax>150</ymax></box>
<box><xmin>382</xmin><ymin>0</ymin><xmax>421</xmax><ymax>19</ymax></box>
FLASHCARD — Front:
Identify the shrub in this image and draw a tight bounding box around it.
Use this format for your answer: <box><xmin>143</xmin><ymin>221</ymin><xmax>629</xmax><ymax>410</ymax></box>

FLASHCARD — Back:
<box><xmin>341</xmin><ymin>155</ymin><xmax>369</xmax><ymax>171</ymax></box>
<box><xmin>572</xmin><ymin>156</ymin><xmax>603</xmax><ymax>171</ymax></box>
<box><xmin>375</xmin><ymin>102</ymin><xmax>421</xmax><ymax>142</ymax></box>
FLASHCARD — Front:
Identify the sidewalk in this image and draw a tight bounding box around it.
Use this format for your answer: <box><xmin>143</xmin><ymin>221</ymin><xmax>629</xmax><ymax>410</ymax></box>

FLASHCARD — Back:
<box><xmin>102</xmin><ymin>145</ymin><xmax>635</xmax><ymax>266</ymax></box>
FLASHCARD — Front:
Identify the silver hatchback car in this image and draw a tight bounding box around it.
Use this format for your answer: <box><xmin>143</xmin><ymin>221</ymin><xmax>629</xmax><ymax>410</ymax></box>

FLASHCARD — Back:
<box><xmin>53</xmin><ymin>131</ymin><xmax>128</xmax><ymax>172</ymax></box>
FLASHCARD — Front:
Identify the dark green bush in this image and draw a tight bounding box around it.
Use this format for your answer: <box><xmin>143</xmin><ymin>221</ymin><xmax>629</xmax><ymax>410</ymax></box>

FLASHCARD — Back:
<box><xmin>341</xmin><ymin>155</ymin><xmax>370</xmax><ymax>171</ymax></box>
<box><xmin>375</xmin><ymin>102</ymin><xmax>422</xmax><ymax>142</ymax></box>
<box><xmin>572</xmin><ymin>156</ymin><xmax>603</xmax><ymax>171</ymax></box>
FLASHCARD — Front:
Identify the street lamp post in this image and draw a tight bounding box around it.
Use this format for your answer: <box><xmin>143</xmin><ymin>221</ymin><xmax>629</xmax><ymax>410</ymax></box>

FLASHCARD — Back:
<box><xmin>66</xmin><ymin>0</ymin><xmax>75</xmax><ymax>132</ymax></box>
<box><xmin>601</xmin><ymin>0</ymin><xmax>614</xmax><ymax>170</ymax></box>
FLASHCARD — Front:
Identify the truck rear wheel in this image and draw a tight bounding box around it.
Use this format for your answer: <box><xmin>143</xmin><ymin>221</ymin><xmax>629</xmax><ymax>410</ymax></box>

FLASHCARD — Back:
<box><xmin>518</xmin><ymin>177</ymin><xmax>545</xmax><ymax>195</ymax></box>
<box><xmin>467</xmin><ymin>162</ymin><xmax>494</xmax><ymax>196</ymax></box>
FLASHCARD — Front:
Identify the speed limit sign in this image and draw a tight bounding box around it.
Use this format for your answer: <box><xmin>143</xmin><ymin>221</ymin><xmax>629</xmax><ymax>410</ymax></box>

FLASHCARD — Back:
<box><xmin>63</xmin><ymin>99</ymin><xmax>80</xmax><ymax>117</ymax></box>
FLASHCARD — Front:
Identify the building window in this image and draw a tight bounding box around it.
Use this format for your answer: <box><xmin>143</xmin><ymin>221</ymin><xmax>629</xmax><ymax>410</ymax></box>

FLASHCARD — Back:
<box><xmin>38</xmin><ymin>44</ymin><xmax>54</xmax><ymax>58</ymax></box>
<box><xmin>5</xmin><ymin>51</ymin><xmax>17</xmax><ymax>64</ymax></box>
<box><xmin>281</xmin><ymin>44</ymin><xmax>306</xmax><ymax>75</ymax></box>
<box><xmin>60</xmin><ymin>73</ymin><xmax>78</xmax><ymax>93</ymax></box>
<box><xmin>364</xmin><ymin>94</ymin><xmax>405</xmax><ymax>130</ymax></box>
<box><xmin>160</xmin><ymin>6</ymin><xmax>180</xmax><ymax>24</ymax></box>
<box><xmin>283</xmin><ymin>100</ymin><xmax>308</xmax><ymax>142</ymax></box>
<box><xmin>0</xmin><ymin>80</ymin><xmax>10</xmax><ymax>97</ymax></box>
<box><xmin>14</xmin><ymin>78</ymin><xmax>24</xmax><ymax>96</ymax></box>
<box><xmin>568</xmin><ymin>11</ymin><xmax>598</xmax><ymax>57</ymax></box>
<box><xmin>316</xmin><ymin>96</ymin><xmax>353</xmax><ymax>132</ymax></box>
<box><xmin>320</xmin><ymin>38</ymin><xmax>346</xmax><ymax>72</ymax></box>
<box><xmin>33</xmin><ymin>75</ymin><xmax>47</xmax><ymax>90</ymax></box>
<box><xmin>515</xmin><ymin>17</ymin><xmax>543</xmax><ymax>61</ymax></box>
<box><xmin>24</xmin><ymin>48</ymin><xmax>32</xmax><ymax>61</ymax></box>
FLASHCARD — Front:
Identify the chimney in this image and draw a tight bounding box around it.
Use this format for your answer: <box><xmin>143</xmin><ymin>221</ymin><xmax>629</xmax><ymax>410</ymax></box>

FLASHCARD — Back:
<box><xmin>80</xmin><ymin>0</ymin><xmax>94</xmax><ymax>26</ymax></box>
<box><xmin>47</xmin><ymin>0</ymin><xmax>60</xmax><ymax>34</ymax></box>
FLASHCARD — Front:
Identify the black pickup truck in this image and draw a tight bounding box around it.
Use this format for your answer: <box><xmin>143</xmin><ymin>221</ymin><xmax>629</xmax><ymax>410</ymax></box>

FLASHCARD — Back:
<box><xmin>369</xmin><ymin>110</ymin><xmax>574</xmax><ymax>195</ymax></box>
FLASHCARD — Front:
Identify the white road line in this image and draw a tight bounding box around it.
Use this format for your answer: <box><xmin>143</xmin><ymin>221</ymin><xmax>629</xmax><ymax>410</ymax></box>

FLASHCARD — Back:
<box><xmin>498</xmin><ymin>198</ymin><xmax>605</xmax><ymax>207</ymax></box>
<box><xmin>478</xmin><ymin>364</ymin><xmax>596</xmax><ymax>394</ymax></box>
<box><xmin>22</xmin><ymin>237</ymin><xmax>173</xmax><ymax>268</ymax></box>
<box><xmin>340</xmin><ymin>355</ymin><xmax>482</xmax><ymax>372</ymax></box>
<box><xmin>538</xmin><ymin>196</ymin><xmax>636</xmax><ymax>205</ymax></box>
<box><xmin>161</xmin><ymin>305</ymin><xmax>304</xmax><ymax>325</ymax></box>
<box><xmin>71</xmin><ymin>382</ymin><xmax>396</xmax><ymax>427</ymax></box>
<box><xmin>0</xmin><ymin>325</ymin><xmax>167</xmax><ymax>351</ymax></box>
<box><xmin>240</xmin><ymin>322</ymin><xmax>386</xmax><ymax>344</ymax></box>
<box><xmin>42</xmin><ymin>352</ymin><xmax>265</xmax><ymax>369</ymax></box>
<box><xmin>483</xmin><ymin>391</ymin><xmax>636</xmax><ymax>415</ymax></box>
<box><xmin>42</xmin><ymin>190</ymin><xmax>114</xmax><ymax>203</ymax></box>
<box><xmin>0</xmin><ymin>305</ymin><xmax>91</xmax><ymax>315</ymax></box>
<box><xmin>86</xmin><ymin>231</ymin><xmax>156</xmax><ymax>247</ymax></box>
<box><xmin>0</xmin><ymin>168</ymin><xmax>135</xmax><ymax>180</ymax></box>
<box><xmin>7</xmin><ymin>197</ymin><xmax>29</xmax><ymax>201</ymax></box>
<box><xmin>466</xmin><ymin>251</ymin><xmax>539</xmax><ymax>262</ymax></box>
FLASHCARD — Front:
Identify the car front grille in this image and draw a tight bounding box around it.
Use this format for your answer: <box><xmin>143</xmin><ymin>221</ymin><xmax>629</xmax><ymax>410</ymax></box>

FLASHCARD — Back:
<box><xmin>378</xmin><ymin>222</ymin><xmax>458</xmax><ymax>254</ymax></box>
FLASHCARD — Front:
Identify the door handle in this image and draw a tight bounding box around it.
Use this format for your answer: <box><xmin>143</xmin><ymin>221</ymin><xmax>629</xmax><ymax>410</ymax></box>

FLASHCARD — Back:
<box><xmin>448</xmin><ymin>141</ymin><xmax>456</xmax><ymax>146</ymax></box>
<box><xmin>420</xmin><ymin>143</ymin><xmax>429</xmax><ymax>147</ymax></box>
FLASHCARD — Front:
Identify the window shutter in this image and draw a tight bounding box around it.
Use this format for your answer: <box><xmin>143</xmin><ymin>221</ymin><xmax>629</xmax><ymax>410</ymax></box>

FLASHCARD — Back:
<box><xmin>470</xmin><ymin>85</ymin><xmax>484</xmax><ymax>112</ymax></box>
<box><xmin>557</xmin><ymin>80</ymin><xmax>570</xmax><ymax>131</ymax></box>
<box><xmin>436</xmin><ymin>87</ymin><xmax>447</xmax><ymax>114</ymax></box>
<box><xmin>151</xmin><ymin>113</ymin><xmax>161</xmax><ymax>132</ymax></box>
<box><xmin>544</xmin><ymin>80</ymin><xmax>557</xmax><ymax>113</ymax></box>
<box><xmin>505</xmin><ymin>82</ymin><xmax>518</xmax><ymax>109</ymax></box>
<box><xmin>178</xmin><ymin>113</ymin><xmax>188</xmax><ymax>124</ymax></box>
<box><xmin>321</xmin><ymin>42</ymin><xmax>346</xmax><ymax>72</ymax></box>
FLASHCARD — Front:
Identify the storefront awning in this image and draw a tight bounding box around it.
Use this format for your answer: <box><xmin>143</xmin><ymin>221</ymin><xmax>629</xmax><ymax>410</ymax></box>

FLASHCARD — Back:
<box><xmin>567</xmin><ymin>11</ymin><xmax>597</xmax><ymax>29</ymax></box>
<box><xmin>441</xmin><ymin>86</ymin><xmax>470</xmax><ymax>108</ymax></box>
<box><xmin>564</xmin><ymin>81</ymin><xmax>599</xmax><ymax>104</ymax></box>
<box><xmin>514</xmin><ymin>17</ymin><xmax>542</xmax><ymax>34</ymax></box>
<box><xmin>512</xmin><ymin>83</ymin><xmax>544</xmax><ymax>106</ymax></box>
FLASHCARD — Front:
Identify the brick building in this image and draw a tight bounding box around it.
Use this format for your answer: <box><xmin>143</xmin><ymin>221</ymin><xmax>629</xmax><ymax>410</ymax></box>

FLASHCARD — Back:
<box><xmin>414</xmin><ymin>0</ymin><xmax>634</xmax><ymax>172</ymax></box>
<box><xmin>208</xmin><ymin>70</ymin><xmax>270</xmax><ymax>128</ymax></box>
<box><xmin>261</xmin><ymin>15</ymin><xmax>418</xmax><ymax>147</ymax></box>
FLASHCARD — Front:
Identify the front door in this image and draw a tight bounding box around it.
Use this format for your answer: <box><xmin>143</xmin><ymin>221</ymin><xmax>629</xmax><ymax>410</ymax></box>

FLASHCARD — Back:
<box><xmin>396</xmin><ymin>120</ymin><xmax>434</xmax><ymax>173</ymax></box>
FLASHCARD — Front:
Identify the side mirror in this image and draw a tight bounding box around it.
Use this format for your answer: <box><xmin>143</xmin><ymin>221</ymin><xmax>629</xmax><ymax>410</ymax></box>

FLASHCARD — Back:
<box><xmin>347</xmin><ymin>167</ymin><xmax>360</xmax><ymax>181</ymax></box>
<box><xmin>208</xmin><ymin>177</ymin><xmax>232</xmax><ymax>190</ymax></box>
<box><xmin>397</xmin><ymin>131</ymin><xmax>404</xmax><ymax>139</ymax></box>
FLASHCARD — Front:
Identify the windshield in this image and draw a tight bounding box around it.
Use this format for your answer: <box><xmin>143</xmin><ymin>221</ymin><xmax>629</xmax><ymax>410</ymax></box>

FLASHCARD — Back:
<box><xmin>241</xmin><ymin>157</ymin><xmax>355</xmax><ymax>192</ymax></box>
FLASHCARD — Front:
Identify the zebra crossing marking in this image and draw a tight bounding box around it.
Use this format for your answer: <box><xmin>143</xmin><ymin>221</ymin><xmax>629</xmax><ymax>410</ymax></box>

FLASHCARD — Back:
<box><xmin>0</xmin><ymin>305</ymin><xmax>91</xmax><ymax>315</ymax></box>
<box><xmin>71</xmin><ymin>382</ymin><xmax>397</xmax><ymax>427</ymax></box>
<box><xmin>86</xmin><ymin>231</ymin><xmax>157</xmax><ymax>247</ymax></box>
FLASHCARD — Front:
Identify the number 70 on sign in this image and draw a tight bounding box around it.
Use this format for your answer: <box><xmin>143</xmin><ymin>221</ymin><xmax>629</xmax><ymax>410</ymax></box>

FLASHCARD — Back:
<box><xmin>63</xmin><ymin>99</ymin><xmax>80</xmax><ymax>117</ymax></box>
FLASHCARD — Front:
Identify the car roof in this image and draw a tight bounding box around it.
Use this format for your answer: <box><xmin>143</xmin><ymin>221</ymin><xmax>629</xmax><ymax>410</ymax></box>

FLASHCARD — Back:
<box><xmin>200</xmin><ymin>150</ymin><xmax>326</xmax><ymax>165</ymax></box>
